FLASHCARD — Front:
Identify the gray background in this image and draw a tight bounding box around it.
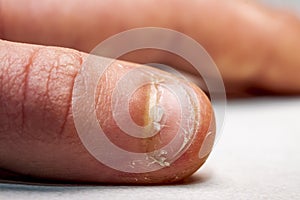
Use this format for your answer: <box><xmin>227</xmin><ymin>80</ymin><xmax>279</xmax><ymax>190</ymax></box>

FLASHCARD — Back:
<box><xmin>261</xmin><ymin>0</ymin><xmax>300</xmax><ymax>15</ymax></box>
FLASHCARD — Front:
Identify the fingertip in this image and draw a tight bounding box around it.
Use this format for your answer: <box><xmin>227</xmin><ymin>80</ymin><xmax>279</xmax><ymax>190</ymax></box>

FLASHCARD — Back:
<box><xmin>91</xmin><ymin>61</ymin><xmax>215</xmax><ymax>183</ymax></box>
<box><xmin>0</xmin><ymin>40</ymin><xmax>216</xmax><ymax>184</ymax></box>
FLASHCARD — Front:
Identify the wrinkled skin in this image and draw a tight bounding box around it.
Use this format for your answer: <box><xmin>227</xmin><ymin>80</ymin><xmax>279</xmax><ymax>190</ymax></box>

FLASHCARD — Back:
<box><xmin>0</xmin><ymin>0</ymin><xmax>299</xmax><ymax>184</ymax></box>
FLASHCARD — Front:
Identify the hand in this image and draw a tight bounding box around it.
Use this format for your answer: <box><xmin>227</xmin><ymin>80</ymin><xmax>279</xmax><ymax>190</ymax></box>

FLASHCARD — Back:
<box><xmin>0</xmin><ymin>0</ymin><xmax>299</xmax><ymax>184</ymax></box>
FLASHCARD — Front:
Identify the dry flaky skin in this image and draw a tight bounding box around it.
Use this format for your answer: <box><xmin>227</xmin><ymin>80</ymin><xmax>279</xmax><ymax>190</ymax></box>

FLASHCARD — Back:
<box><xmin>0</xmin><ymin>40</ymin><xmax>214</xmax><ymax>184</ymax></box>
<box><xmin>1</xmin><ymin>0</ymin><xmax>300</xmax><ymax>93</ymax></box>
<box><xmin>0</xmin><ymin>0</ymin><xmax>300</xmax><ymax>184</ymax></box>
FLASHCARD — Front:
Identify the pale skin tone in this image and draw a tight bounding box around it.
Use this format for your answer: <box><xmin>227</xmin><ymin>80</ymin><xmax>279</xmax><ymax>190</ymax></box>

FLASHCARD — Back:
<box><xmin>0</xmin><ymin>0</ymin><xmax>299</xmax><ymax>184</ymax></box>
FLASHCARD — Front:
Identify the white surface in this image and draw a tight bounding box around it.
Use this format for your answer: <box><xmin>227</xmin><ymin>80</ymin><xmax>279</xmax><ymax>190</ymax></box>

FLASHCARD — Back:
<box><xmin>261</xmin><ymin>0</ymin><xmax>300</xmax><ymax>15</ymax></box>
<box><xmin>0</xmin><ymin>97</ymin><xmax>299</xmax><ymax>200</ymax></box>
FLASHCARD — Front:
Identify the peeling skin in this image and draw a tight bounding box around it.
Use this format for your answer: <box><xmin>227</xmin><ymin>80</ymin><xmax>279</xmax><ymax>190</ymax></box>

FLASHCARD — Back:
<box><xmin>140</xmin><ymin>68</ymin><xmax>201</xmax><ymax>168</ymax></box>
<box><xmin>0</xmin><ymin>40</ymin><xmax>214</xmax><ymax>184</ymax></box>
<box><xmin>141</xmin><ymin>74</ymin><xmax>166</xmax><ymax>141</ymax></box>
<box><xmin>144</xmin><ymin>76</ymin><xmax>170</xmax><ymax>167</ymax></box>
<box><xmin>147</xmin><ymin>149</ymin><xmax>170</xmax><ymax>167</ymax></box>
<box><xmin>117</xmin><ymin>64</ymin><xmax>124</xmax><ymax>69</ymax></box>
<box><xmin>170</xmin><ymin>79</ymin><xmax>200</xmax><ymax>157</ymax></box>
<box><xmin>148</xmin><ymin>80</ymin><xmax>164</xmax><ymax>133</ymax></box>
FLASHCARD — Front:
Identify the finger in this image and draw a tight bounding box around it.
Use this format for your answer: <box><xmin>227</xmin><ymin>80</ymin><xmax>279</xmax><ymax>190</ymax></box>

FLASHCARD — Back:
<box><xmin>1</xmin><ymin>0</ymin><xmax>300</xmax><ymax>93</ymax></box>
<box><xmin>0</xmin><ymin>39</ymin><xmax>214</xmax><ymax>184</ymax></box>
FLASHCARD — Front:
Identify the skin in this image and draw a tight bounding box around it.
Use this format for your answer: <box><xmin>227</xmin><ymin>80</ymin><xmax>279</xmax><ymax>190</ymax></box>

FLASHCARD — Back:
<box><xmin>0</xmin><ymin>0</ymin><xmax>299</xmax><ymax>184</ymax></box>
<box><xmin>1</xmin><ymin>0</ymin><xmax>300</xmax><ymax>92</ymax></box>
<box><xmin>0</xmin><ymin>40</ymin><xmax>214</xmax><ymax>184</ymax></box>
